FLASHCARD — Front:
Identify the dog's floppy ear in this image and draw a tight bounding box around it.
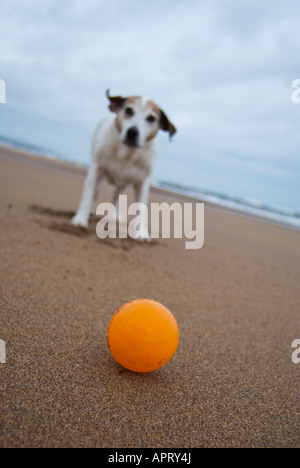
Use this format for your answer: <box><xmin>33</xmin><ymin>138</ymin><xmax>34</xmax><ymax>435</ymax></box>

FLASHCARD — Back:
<box><xmin>106</xmin><ymin>89</ymin><xmax>128</xmax><ymax>112</ymax></box>
<box><xmin>160</xmin><ymin>109</ymin><xmax>177</xmax><ymax>138</ymax></box>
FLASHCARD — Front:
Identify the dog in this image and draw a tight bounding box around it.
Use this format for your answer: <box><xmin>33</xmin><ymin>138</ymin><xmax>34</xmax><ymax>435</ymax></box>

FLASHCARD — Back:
<box><xmin>71</xmin><ymin>90</ymin><xmax>176</xmax><ymax>239</ymax></box>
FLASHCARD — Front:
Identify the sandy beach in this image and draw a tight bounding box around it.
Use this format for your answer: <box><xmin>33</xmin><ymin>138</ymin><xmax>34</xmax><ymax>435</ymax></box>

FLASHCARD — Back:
<box><xmin>0</xmin><ymin>146</ymin><xmax>299</xmax><ymax>448</ymax></box>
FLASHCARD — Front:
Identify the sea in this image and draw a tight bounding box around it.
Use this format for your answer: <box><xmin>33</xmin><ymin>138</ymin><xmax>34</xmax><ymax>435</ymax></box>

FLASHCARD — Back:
<box><xmin>1</xmin><ymin>134</ymin><xmax>299</xmax><ymax>231</ymax></box>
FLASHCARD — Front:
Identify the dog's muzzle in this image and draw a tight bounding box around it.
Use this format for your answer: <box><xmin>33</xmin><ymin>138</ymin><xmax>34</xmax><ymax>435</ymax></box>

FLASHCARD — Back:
<box><xmin>124</xmin><ymin>126</ymin><xmax>139</xmax><ymax>147</ymax></box>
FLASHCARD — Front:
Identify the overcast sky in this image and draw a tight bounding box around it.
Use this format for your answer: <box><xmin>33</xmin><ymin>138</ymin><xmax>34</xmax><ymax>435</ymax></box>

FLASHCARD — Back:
<box><xmin>0</xmin><ymin>0</ymin><xmax>299</xmax><ymax>211</ymax></box>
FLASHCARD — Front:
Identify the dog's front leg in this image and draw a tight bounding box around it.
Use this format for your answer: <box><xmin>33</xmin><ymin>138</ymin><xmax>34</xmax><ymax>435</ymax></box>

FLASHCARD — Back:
<box><xmin>112</xmin><ymin>185</ymin><xmax>127</xmax><ymax>223</ymax></box>
<box><xmin>134</xmin><ymin>178</ymin><xmax>151</xmax><ymax>241</ymax></box>
<box><xmin>91</xmin><ymin>174</ymin><xmax>103</xmax><ymax>215</ymax></box>
<box><xmin>71</xmin><ymin>162</ymin><xmax>98</xmax><ymax>228</ymax></box>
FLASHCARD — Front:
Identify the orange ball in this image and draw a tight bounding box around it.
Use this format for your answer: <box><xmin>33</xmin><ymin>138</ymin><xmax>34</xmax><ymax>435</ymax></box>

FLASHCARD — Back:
<box><xmin>107</xmin><ymin>299</ymin><xmax>179</xmax><ymax>373</ymax></box>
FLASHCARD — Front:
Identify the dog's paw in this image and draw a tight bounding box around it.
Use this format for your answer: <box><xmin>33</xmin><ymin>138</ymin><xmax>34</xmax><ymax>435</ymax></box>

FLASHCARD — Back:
<box><xmin>137</xmin><ymin>236</ymin><xmax>152</xmax><ymax>244</ymax></box>
<box><xmin>131</xmin><ymin>231</ymin><xmax>152</xmax><ymax>243</ymax></box>
<box><xmin>71</xmin><ymin>214</ymin><xmax>89</xmax><ymax>229</ymax></box>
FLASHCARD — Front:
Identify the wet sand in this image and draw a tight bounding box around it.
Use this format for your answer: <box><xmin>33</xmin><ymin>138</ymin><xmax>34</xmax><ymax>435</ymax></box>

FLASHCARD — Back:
<box><xmin>0</xmin><ymin>147</ymin><xmax>299</xmax><ymax>448</ymax></box>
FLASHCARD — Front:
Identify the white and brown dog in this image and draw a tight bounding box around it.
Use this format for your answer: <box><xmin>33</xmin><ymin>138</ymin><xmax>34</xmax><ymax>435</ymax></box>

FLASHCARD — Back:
<box><xmin>71</xmin><ymin>90</ymin><xmax>176</xmax><ymax>239</ymax></box>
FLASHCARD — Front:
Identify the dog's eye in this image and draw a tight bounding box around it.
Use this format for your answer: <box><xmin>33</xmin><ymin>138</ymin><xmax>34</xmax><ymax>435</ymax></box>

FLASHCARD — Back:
<box><xmin>125</xmin><ymin>107</ymin><xmax>134</xmax><ymax>117</ymax></box>
<box><xmin>146</xmin><ymin>115</ymin><xmax>156</xmax><ymax>123</ymax></box>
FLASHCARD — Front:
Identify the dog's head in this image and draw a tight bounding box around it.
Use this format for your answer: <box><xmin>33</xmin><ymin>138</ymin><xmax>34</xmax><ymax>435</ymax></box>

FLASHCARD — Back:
<box><xmin>106</xmin><ymin>89</ymin><xmax>176</xmax><ymax>148</ymax></box>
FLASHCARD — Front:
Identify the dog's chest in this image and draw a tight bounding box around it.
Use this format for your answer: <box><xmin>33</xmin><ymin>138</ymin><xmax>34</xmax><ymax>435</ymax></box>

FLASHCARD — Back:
<box><xmin>100</xmin><ymin>146</ymin><xmax>155</xmax><ymax>187</ymax></box>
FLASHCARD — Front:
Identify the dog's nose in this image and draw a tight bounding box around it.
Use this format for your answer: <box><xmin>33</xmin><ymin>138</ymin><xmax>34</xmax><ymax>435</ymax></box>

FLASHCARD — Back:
<box><xmin>127</xmin><ymin>126</ymin><xmax>139</xmax><ymax>142</ymax></box>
